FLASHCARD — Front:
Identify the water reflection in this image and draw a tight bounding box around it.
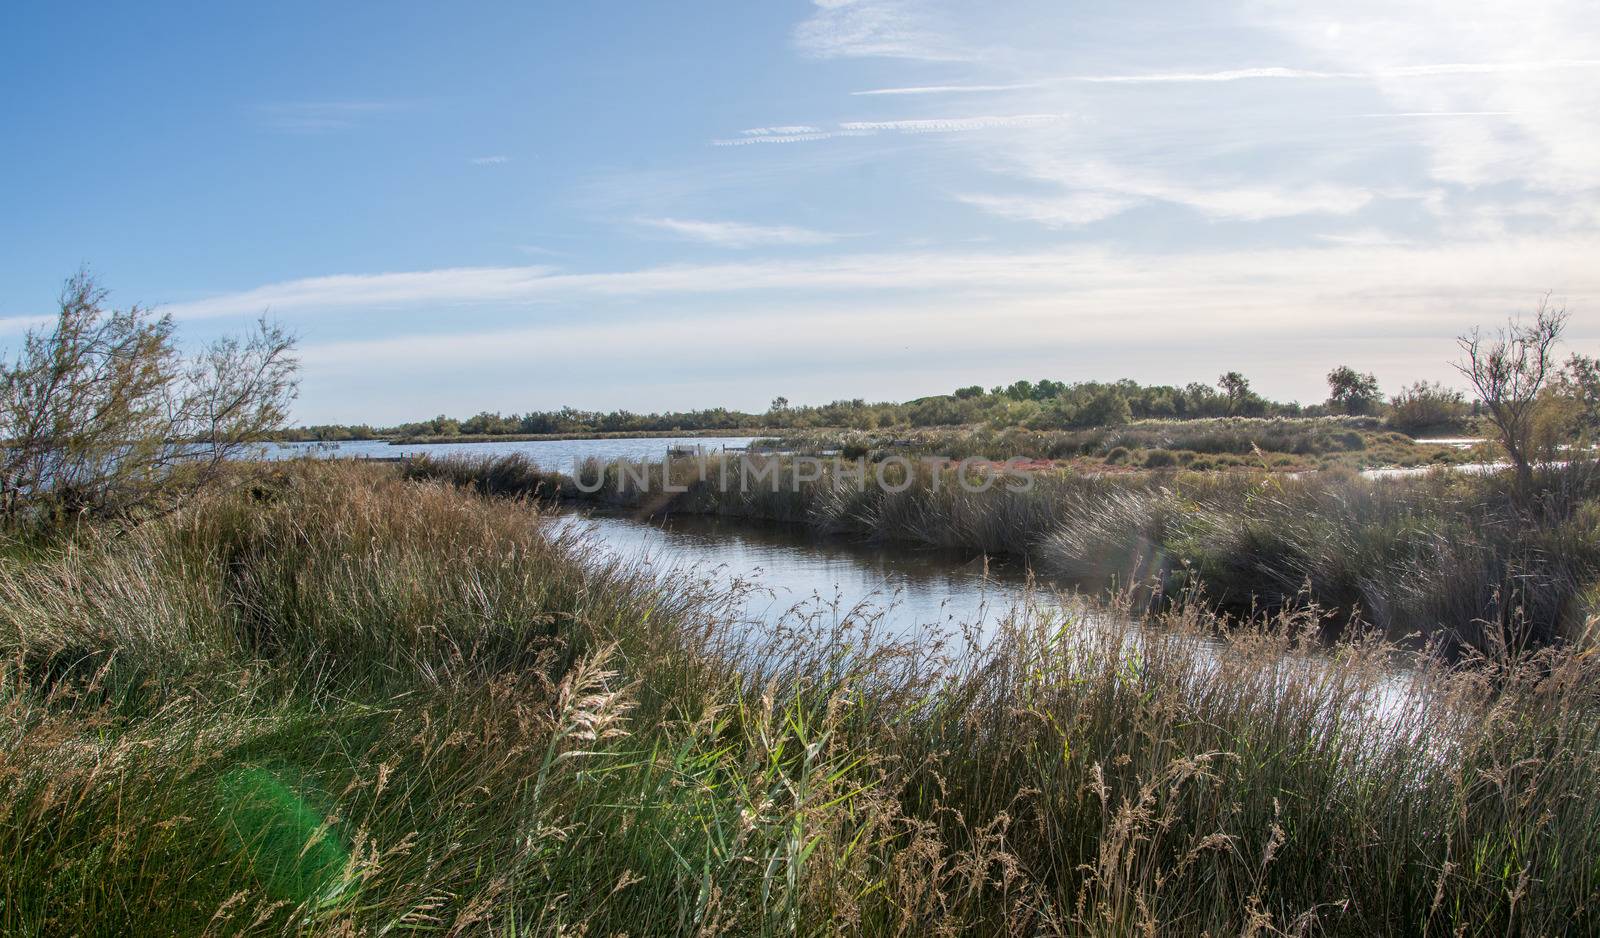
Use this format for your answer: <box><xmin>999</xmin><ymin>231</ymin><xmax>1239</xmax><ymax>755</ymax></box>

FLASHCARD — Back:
<box><xmin>265</xmin><ymin>436</ymin><xmax>758</xmax><ymax>468</ymax></box>
<box><xmin>558</xmin><ymin>509</ymin><xmax>1429</xmax><ymax>741</ymax></box>
<box><xmin>554</xmin><ymin>509</ymin><xmax>1062</xmax><ymax>640</ymax></box>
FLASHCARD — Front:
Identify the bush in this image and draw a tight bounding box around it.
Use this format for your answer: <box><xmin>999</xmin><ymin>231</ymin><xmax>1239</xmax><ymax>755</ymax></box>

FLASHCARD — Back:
<box><xmin>0</xmin><ymin>272</ymin><xmax>297</xmax><ymax>528</ymax></box>
<box><xmin>1388</xmin><ymin>381</ymin><xmax>1470</xmax><ymax>435</ymax></box>
<box><xmin>1106</xmin><ymin>446</ymin><xmax>1130</xmax><ymax>464</ymax></box>
<box><xmin>1142</xmin><ymin>449</ymin><xmax>1178</xmax><ymax>469</ymax></box>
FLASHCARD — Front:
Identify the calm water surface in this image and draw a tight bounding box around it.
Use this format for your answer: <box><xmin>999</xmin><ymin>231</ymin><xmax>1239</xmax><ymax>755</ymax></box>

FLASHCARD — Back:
<box><xmin>554</xmin><ymin>509</ymin><xmax>1426</xmax><ymax>734</ymax></box>
<box><xmin>556</xmin><ymin>509</ymin><xmax>1068</xmax><ymax>640</ymax></box>
<box><xmin>266</xmin><ymin>436</ymin><xmax>758</xmax><ymax>468</ymax></box>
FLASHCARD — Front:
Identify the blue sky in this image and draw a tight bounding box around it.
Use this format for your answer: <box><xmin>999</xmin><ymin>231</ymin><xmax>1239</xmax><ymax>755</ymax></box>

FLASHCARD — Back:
<box><xmin>3</xmin><ymin>1</ymin><xmax>1598</xmax><ymax>424</ymax></box>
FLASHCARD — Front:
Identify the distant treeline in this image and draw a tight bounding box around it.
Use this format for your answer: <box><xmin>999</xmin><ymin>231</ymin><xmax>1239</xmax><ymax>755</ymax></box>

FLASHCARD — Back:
<box><xmin>278</xmin><ymin>369</ymin><xmax>1510</xmax><ymax>441</ymax></box>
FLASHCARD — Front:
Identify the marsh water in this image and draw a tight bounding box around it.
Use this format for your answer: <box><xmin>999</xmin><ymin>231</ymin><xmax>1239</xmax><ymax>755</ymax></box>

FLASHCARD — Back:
<box><xmin>267</xmin><ymin>436</ymin><xmax>759</xmax><ymax>467</ymax></box>
<box><xmin>553</xmin><ymin>507</ymin><xmax>1423</xmax><ymax>737</ymax></box>
<box><xmin>556</xmin><ymin>509</ymin><xmax>1071</xmax><ymax>640</ymax></box>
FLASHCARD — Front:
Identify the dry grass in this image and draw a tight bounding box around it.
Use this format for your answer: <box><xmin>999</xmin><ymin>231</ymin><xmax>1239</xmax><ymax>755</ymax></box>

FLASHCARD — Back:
<box><xmin>1</xmin><ymin>461</ymin><xmax>1598</xmax><ymax>935</ymax></box>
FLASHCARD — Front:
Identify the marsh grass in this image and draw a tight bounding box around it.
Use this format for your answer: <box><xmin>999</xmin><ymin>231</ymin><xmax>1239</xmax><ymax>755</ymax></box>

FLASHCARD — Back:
<box><xmin>3</xmin><ymin>461</ymin><xmax>1599</xmax><ymax>934</ymax></box>
<box><xmin>763</xmin><ymin>418</ymin><xmax>1470</xmax><ymax>471</ymax></box>
<box><xmin>412</xmin><ymin>452</ymin><xmax>1600</xmax><ymax>654</ymax></box>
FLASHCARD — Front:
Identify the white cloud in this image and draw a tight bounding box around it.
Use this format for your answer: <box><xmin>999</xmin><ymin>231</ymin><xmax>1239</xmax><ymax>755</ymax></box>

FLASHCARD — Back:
<box><xmin>470</xmin><ymin>155</ymin><xmax>511</xmax><ymax>165</ymax></box>
<box><xmin>712</xmin><ymin>129</ymin><xmax>871</xmax><ymax>146</ymax></box>
<box><xmin>1315</xmin><ymin>229</ymin><xmax>1415</xmax><ymax>247</ymax></box>
<box><xmin>955</xmin><ymin>192</ymin><xmax>1136</xmax><ymax>227</ymax></box>
<box><xmin>850</xmin><ymin>83</ymin><xmax>1040</xmax><ymax>96</ymax></box>
<box><xmin>961</xmin><ymin>157</ymin><xmax>1377</xmax><ymax>226</ymax></box>
<box><xmin>751</xmin><ymin>0</ymin><xmax>1600</xmax><ymax>239</ymax></box>
<box><xmin>838</xmin><ymin>114</ymin><xmax>1065</xmax><ymax>133</ymax></box>
<box><xmin>0</xmin><ymin>314</ymin><xmax>54</xmax><ymax>336</ymax></box>
<box><xmin>1072</xmin><ymin>66</ymin><xmax>1338</xmax><ymax>84</ymax></box>
<box><xmin>164</xmin><ymin>266</ymin><xmax>561</xmax><ymax>320</ymax></box>
<box><xmin>637</xmin><ymin>217</ymin><xmax>840</xmax><ymax>248</ymax></box>
<box><xmin>713</xmin><ymin>114</ymin><xmax>1066</xmax><ymax>146</ymax></box>
<box><xmin>1065</xmin><ymin>59</ymin><xmax>1600</xmax><ymax>84</ymax></box>
<box><xmin>792</xmin><ymin>0</ymin><xmax>968</xmax><ymax>61</ymax></box>
<box><xmin>1354</xmin><ymin>112</ymin><xmax>1515</xmax><ymax>118</ymax></box>
<box><xmin>1257</xmin><ymin>1</ymin><xmax>1600</xmax><ymax>193</ymax></box>
<box><xmin>168</xmin><ymin>236</ymin><xmax>1600</xmax><ymax>331</ymax></box>
<box><xmin>742</xmin><ymin>125</ymin><xmax>825</xmax><ymax>136</ymax></box>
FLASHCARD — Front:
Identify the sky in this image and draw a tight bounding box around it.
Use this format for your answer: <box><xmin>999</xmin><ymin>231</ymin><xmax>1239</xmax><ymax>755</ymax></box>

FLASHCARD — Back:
<box><xmin>2</xmin><ymin>0</ymin><xmax>1598</xmax><ymax>424</ymax></box>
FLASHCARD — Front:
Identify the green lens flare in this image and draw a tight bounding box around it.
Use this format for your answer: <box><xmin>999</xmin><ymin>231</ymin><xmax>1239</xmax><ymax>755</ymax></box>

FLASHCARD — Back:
<box><xmin>219</xmin><ymin>767</ymin><xmax>350</xmax><ymax>907</ymax></box>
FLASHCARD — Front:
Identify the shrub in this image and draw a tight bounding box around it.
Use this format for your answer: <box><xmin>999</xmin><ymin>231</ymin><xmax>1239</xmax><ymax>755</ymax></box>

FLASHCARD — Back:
<box><xmin>1389</xmin><ymin>381</ymin><xmax>1470</xmax><ymax>435</ymax></box>
<box><xmin>0</xmin><ymin>272</ymin><xmax>297</xmax><ymax>529</ymax></box>
<box><xmin>1142</xmin><ymin>449</ymin><xmax>1178</xmax><ymax>469</ymax></box>
<box><xmin>1106</xmin><ymin>446</ymin><xmax>1130</xmax><ymax>464</ymax></box>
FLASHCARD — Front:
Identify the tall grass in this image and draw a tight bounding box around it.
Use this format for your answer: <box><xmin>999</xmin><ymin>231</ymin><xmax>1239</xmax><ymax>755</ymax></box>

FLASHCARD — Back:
<box><xmin>2</xmin><ymin>461</ymin><xmax>1599</xmax><ymax>934</ymax></box>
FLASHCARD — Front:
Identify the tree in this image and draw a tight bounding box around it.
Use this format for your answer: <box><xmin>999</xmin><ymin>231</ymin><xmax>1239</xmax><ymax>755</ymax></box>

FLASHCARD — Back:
<box><xmin>1326</xmin><ymin>366</ymin><xmax>1381</xmax><ymax>415</ymax></box>
<box><xmin>768</xmin><ymin>396</ymin><xmax>789</xmax><ymax>412</ymax></box>
<box><xmin>1067</xmin><ymin>387</ymin><xmax>1131</xmax><ymax>429</ymax></box>
<box><xmin>1453</xmin><ymin>297</ymin><xmax>1568</xmax><ymax>491</ymax></box>
<box><xmin>1552</xmin><ymin>354</ymin><xmax>1600</xmax><ymax>438</ymax></box>
<box><xmin>0</xmin><ymin>272</ymin><xmax>297</xmax><ymax>527</ymax></box>
<box><xmin>1217</xmin><ymin>371</ymin><xmax>1251</xmax><ymax>415</ymax></box>
<box><xmin>952</xmin><ymin>385</ymin><xmax>984</xmax><ymax>400</ymax></box>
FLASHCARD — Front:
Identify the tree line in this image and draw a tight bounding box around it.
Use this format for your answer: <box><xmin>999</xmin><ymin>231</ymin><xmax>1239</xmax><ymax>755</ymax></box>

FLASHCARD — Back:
<box><xmin>284</xmin><ymin>370</ymin><xmax>1482</xmax><ymax>441</ymax></box>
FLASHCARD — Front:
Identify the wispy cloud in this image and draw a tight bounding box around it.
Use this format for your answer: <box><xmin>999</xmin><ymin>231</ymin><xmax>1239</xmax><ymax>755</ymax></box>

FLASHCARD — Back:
<box><xmin>713</xmin><ymin>114</ymin><xmax>1065</xmax><ymax>146</ymax></box>
<box><xmin>792</xmin><ymin>0</ymin><xmax>969</xmax><ymax>61</ymax></box>
<box><xmin>0</xmin><ymin>314</ymin><xmax>53</xmax><ymax>336</ymax></box>
<box><xmin>954</xmin><ymin>192</ymin><xmax>1137</xmax><ymax>227</ymax></box>
<box><xmin>165</xmin><ymin>267</ymin><xmax>561</xmax><ymax>320</ymax></box>
<box><xmin>1353</xmin><ymin>112</ymin><xmax>1515</xmax><ymax>118</ymax></box>
<box><xmin>1067</xmin><ymin>59</ymin><xmax>1600</xmax><ymax>84</ymax></box>
<box><xmin>168</xmin><ymin>234</ymin><xmax>1600</xmax><ymax>327</ymax></box>
<box><xmin>839</xmin><ymin>114</ymin><xmax>1065</xmax><ymax>133</ymax></box>
<box><xmin>514</xmin><ymin>245</ymin><xmax>567</xmax><ymax>257</ymax></box>
<box><xmin>960</xmin><ymin>156</ymin><xmax>1378</xmax><ymax>227</ymax></box>
<box><xmin>256</xmin><ymin>100</ymin><xmax>407</xmax><ymax>133</ymax></box>
<box><xmin>637</xmin><ymin>217</ymin><xmax>840</xmax><ymax>248</ymax></box>
<box><xmin>850</xmin><ymin>82</ymin><xmax>1040</xmax><ymax>96</ymax></box>
<box><xmin>470</xmin><ymin>155</ymin><xmax>511</xmax><ymax>165</ymax></box>
<box><xmin>1315</xmin><ymin>229</ymin><xmax>1415</xmax><ymax>247</ymax></box>
<box><xmin>711</xmin><ymin>126</ymin><xmax>871</xmax><ymax>146</ymax></box>
<box><xmin>741</xmin><ymin>125</ymin><xmax>825</xmax><ymax>136</ymax></box>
